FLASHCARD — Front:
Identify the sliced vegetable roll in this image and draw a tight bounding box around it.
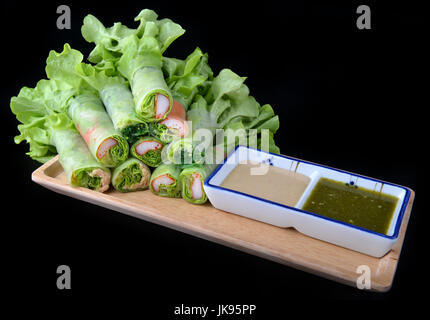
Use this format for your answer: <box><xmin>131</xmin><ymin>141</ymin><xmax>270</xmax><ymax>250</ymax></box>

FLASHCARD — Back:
<box><xmin>149</xmin><ymin>164</ymin><xmax>181</xmax><ymax>198</ymax></box>
<box><xmin>10</xmin><ymin>80</ymin><xmax>111</xmax><ymax>192</ymax></box>
<box><xmin>112</xmin><ymin>158</ymin><xmax>151</xmax><ymax>192</ymax></box>
<box><xmin>82</xmin><ymin>9</ymin><xmax>185</xmax><ymax>122</ymax></box>
<box><xmin>99</xmin><ymin>82</ymin><xmax>149</xmax><ymax>144</ymax></box>
<box><xmin>149</xmin><ymin>100</ymin><xmax>188</xmax><ymax>143</ymax></box>
<box><xmin>52</xmin><ymin>125</ymin><xmax>111</xmax><ymax>192</ymax></box>
<box><xmin>131</xmin><ymin>135</ymin><xmax>163</xmax><ymax>167</ymax></box>
<box><xmin>130</xmin><ymin>65</ymin><xmax>173</xmax><ymax>122</ymax></box>
<box><xmin>179</xmin><ymin>164</ymin><xmax>217</xmax><ymax>204</ymax></box>
<box><xmin>68</xmin><ymin>93</ymin><xmax>129</xmax><ymax>167</ymax></box>
<box><xmin>46</xmin><ymin>44</ymin><xmax>149</xmax><ymax>145</ymax></box>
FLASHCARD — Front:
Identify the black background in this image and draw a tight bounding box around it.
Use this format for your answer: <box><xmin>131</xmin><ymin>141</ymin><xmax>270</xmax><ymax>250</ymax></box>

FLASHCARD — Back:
<box><xmin>1</xmin><ymin>0</ymin><xmax>423</xmax><ymax>314</ymax></box>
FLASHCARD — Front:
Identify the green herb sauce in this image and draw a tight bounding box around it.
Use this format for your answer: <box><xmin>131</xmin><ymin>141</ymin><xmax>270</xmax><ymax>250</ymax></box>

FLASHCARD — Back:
<box><xmin>302</xmin><ymin>178</ymin><xmax>398</xmax><ymax>235</ymax></box>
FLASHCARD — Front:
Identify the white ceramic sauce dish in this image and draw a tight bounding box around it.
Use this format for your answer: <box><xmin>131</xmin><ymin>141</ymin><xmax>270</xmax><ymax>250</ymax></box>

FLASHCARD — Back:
<box><xmin>203</xmin><ymin>145</ymin><xmax>411</xmax><ymax>257</ymax></box>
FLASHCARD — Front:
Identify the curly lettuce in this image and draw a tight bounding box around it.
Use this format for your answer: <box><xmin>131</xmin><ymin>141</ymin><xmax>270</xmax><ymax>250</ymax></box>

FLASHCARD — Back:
<box><xmin>46</xmin><ymin>44</ymin><xmax>129</xmax><ymax>167</ymax></box>
<box><xmin>187</xmin><ymin>68</ymin><xmax>280</xmax><ymax>154</ymax></box>
<box><xmin>10</xmin><ymin>79</ymin><xmax>111</xmax><ymax>192</ymax></box>
<box><xmin>46</xmin><ymin>43</ymin><xmax>147</xmax><ymax>144</ymax></box>
<box><xmin>82</xmin><ymin>9</ymin><xmax>185</xmax><ymax>122</ymax></box>
<box><xmin>162</xmin><ymin>47</ymin><xmax>213</xmax><ymax>110</ymax></box>
<box><xmin>82</xmin><ymin>9</ymin><xmax>185</xmax><ymax>66</ymax></box>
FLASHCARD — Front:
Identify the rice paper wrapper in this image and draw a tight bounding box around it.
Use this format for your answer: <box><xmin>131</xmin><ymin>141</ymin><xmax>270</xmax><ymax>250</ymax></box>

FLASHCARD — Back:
<box><xmin>179</xmin><ymin>164</ymin><xmax>218</xmax><ymax>204</ymax></box>
<box><xmin>99</xmin><ymin>83</ymin><xmax>148</xmax><ymax>143</ymax></box>
<box><xmin>68</xmin><ymin>93</ymin><xmax>129</xmax><ymax>167</ymax></box>
<box><xmin>51</xmin><ymin>127</ymin><xmax>111</xmax><ymax>191</ymax></box>
<box><xmin>149</xmin><ymin>164</ymin><xmax>181</xmax><ymax>198</ymax></box>
<box><xmin>131</xmin><ymin>67</ymin><xmax>173</xmax><ymax>122</ymax></box>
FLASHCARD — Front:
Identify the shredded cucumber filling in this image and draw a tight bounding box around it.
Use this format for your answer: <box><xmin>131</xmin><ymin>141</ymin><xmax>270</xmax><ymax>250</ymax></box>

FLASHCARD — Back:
<box><xmin>115</xmin><ymin>163</ymin><xmax>143</xmax><ymax>191</ymax></box>
<box><xmin>73</xmin><ymin>168</ymin><xmax>102</xmax><ymax>190</ymax></box>
<box><xmin>121</xmin><ymin>123</ymin><xmax>149</xmax><ymax>145</ymax></box>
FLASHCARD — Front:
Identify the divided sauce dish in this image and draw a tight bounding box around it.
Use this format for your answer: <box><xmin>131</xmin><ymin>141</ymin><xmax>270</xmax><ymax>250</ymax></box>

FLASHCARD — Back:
<box><xmin>203</xmin><ymin>145</ymin><xmax>412</xmax><ymax>257</ymax></box>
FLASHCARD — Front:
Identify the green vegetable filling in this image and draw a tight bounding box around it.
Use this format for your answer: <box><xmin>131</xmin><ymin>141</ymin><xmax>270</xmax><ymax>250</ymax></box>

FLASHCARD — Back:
<box><xmin>182</xmin><ymin>173</ymin><xmax>206</xmax><ymax>204</ymax></box>
<box><xmin>115</xmin><ymin>162</ymin><xmax>143</xmax><ymax>191</ymax></box>
<box><xmin>72</xmin><ymin>168</ymin><xmax>102</xmax><ymax>190</ymax></box>
<box><xmin>149</xmin><ymin>122</ymin><xmax>172</xmax><ymax>144</ymax></box>
<box><xmin>108</xmin><ymin>137</ymin><xmax>129</xmax><ymax>164</ymax></box>
<box><xmin>121</xmin><ymin>122</ymin><xmax>149</xmax><ymax>145</ymax></box>
<box><xmin>131</xmin><ymin>136</ymin><xmax>163</xmax><ymax>167</ymax></box>
<box><xmin>140</xmin><ymin>149</ymin><xmax>162</xmax><ymax>167</ymax></box>
<box><xmin>157</xmin><ymin>174</ymin><xmax>181</xmax><ymax>198</ymax></box>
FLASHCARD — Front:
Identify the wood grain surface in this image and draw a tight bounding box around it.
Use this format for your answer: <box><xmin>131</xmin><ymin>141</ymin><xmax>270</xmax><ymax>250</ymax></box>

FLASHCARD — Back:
<box><xmin>32</xmin><ymin>155</ymin><xmax>415</xmax><ymax>292</ymax></box>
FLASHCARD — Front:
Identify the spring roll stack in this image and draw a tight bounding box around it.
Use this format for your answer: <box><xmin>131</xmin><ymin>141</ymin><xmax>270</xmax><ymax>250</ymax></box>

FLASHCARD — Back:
<box><xmin>11</xmin><ymin>8</ymin><xmax>280</xmax><ymax>203</ymax></box>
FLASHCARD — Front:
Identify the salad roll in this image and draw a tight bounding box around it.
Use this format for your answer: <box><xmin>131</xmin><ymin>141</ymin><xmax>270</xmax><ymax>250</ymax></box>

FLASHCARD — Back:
<box><xmin>112</xmin><ymin>158</ymin><xmax>151</xmax><ymax>192</ymax></box>
<box><xmin>131</xmin><ymin>66</ymin><xmax>173</xmax><ymax>121</ymax></box>
<box><xmin>131</xmin><ymin>135</ymin><xmax>163</xmax><ymax>167</ymax></box>
<box><xmin>46</xmin><ymin>44</ymin><xmax>149</xmax><ymax>144</ymax></box>
<box><xmin>82</xmin><ymin>9</ymin><xmax>185</xmax><ymax>122</ymax></box>
<box><xmin>179</xmin><ymin>164</ymin><xmax>217</xmax><ymax>204</ymax></box>
<box><xmin>68</xmin><ymin>93</ymin><xmax>129</xmax><ymax>167</ymax></box>
<box><xmin>10</xmin><ymin>80</ymin><xmax>111</xmax><ymax>192</ymax></box>
<box><xmin>149</xmin><ymin>164</ymin><xmax>181</xmax><ymax>198</ymax></box>
<box><xmin>99</xmin><ymin>82</ymin><xmax>149</xmax><ymax>144</ymax></box>
<box><xmin>149</xmin><ymin>100</ymin><xmax>188</xmax><ymax>143</ymax></box>
<box><xmin>52</xmin><ymin>126</ymin><xmax>111</xmax><ymax>192</ymax></box>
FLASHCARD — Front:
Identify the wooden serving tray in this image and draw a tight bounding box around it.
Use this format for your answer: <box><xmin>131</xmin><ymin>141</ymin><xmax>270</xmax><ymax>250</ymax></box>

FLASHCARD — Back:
<box><xmin>32</xmin><ymin>155</ymin><xmax>415</xmax><ymax>292</ymax></box>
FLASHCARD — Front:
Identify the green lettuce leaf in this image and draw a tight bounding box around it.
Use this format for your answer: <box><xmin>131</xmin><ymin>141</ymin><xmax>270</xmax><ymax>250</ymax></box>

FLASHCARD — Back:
<box><xmin>46</xmin><ymin>43</ymin><xmax>148</xmax><ymax>142</ymax></box>
<box><xmin>81</xmin><ymin>14</ymin><xmax>135</xmax><ymax>65</ymax></box>
<box><xmin>82</xmin><ymin>8</ymin><xmax>185</xmax><ymax>66</ymax></box>
<box><xmin>163</xmin><ymin>47</ymin><xmax>213</xmax><ymax>110</ymax></box>
<box><xmin>82</xmin><ymin>9</ymin><xmax>185</xmax><ymax>122</ymax></box>
<box><xmin>11</xmin><ymin>79</ymin><xmax>75</xmax><ymax>162</ymax></box>
<box><xmin>10</xmin><ymin>79</ymin><xmax>111</xmax><ymax>191</ymax></box>
<box><xmin>186</xmin><ymin>68</ymin><xmax>280</xmax><ymax>154</ymax></box>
